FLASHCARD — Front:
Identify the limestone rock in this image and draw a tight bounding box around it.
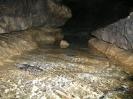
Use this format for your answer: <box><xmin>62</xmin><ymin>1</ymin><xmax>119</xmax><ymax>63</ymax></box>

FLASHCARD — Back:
<box><xmin>0</xmin><ymin>0</ymin><xmax>71</xmax><ymax>33</ymax></box>
<box><xmin>92</xmin><ymin>12</ymin><xmax>133</xmax><ymax>50</ymax></box>
<box><xmin>60</xmin><ymin>40</ymin><xmax>70</xmax><ymax>48</ymax></box>
<box><xmin>89</xmin><ymin>38</ymin><xmax>133</xmax><ymax>74</ymax></box>
<box><xmin>0</xmin><ymin>27</ymin><xmax>63</xmax><ymax>64</ymax></box>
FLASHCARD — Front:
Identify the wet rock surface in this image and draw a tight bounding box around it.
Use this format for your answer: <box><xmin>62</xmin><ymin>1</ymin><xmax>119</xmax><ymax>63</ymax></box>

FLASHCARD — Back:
<box><xmin>0</xmin><ymin>47</ymin><xmax>133</xmax><ymax>99</ymax></box>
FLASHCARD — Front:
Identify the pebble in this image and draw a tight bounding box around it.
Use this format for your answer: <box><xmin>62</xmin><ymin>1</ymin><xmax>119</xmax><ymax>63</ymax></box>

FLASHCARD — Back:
<box><xmin>60</xmin><ymin>40</ymin><xmax>69</xmax><ymax>49</ymax></box>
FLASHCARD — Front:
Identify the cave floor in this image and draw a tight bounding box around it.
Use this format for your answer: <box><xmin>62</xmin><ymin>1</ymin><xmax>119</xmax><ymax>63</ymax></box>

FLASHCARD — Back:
<box><xmin>0</xmin><ymin>45</ymin><xmax>133</xmax><ymax>99</ymax></box>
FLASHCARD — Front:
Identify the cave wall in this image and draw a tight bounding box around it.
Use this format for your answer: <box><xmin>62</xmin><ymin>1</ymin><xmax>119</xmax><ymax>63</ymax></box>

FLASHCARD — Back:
<box><xmin>92</xmin><ymin>12</ymin><xmax>133</xmax><ymax>50</ymax></box>
<box><xmin>0</xmin><ymin>0</ymin><xmax>131</xmax><ymax>34</ymax></box>
<box><xmin>0</xmin><ymin>0</ymin><xmax>71</xmax><ymax>33</ymax></box>
<box><xmin>0</xmin><ymin>0</ymin><xmax>133</xmax><ymax>50</ymax></box>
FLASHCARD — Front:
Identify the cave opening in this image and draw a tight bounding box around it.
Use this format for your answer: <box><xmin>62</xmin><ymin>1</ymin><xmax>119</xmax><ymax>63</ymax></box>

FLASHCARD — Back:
<box><xmin>62</xmin><ymin>0</ymin><xmax>132</xmax><ymax>30</ymax></box>
<box><xmin>60</xmin><ymin>0</ymin><xmax>133</xmax><ymax>49</ymax></box>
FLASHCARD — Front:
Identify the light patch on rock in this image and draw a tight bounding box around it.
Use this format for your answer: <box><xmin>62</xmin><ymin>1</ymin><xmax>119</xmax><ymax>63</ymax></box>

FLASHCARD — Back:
<box><xmin>60</xmin><ymin>40</ymin><xmax>69</xmax><ymax>48</ymax></box>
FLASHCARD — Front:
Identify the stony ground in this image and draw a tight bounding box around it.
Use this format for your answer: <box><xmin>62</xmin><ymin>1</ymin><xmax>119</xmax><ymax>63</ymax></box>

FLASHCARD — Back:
<box><xmin>0</xmin><ymin>46</ymin><xmax>133</xmax><ymax>99</ymax></box>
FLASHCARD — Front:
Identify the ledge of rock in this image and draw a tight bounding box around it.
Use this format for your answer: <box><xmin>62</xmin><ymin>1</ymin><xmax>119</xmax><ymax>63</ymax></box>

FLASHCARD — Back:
<box><xmin>0</xmin><ymin>27</ymin><xmax>63</xmax><ymax>65</ymax></box>
<box><xmin>89</xmin><ymin>38</ymin><xmax>133</xmax><ymax>74</ymax></box>
<box><xmin>92</xmin><ymin>12</ymin><xmax>133</xmax><ymax>50</ymax></box>
<box><xmin>0</xmin><ymin>0</ymin><xmax>71</xmax><ymax>33</ymax></box>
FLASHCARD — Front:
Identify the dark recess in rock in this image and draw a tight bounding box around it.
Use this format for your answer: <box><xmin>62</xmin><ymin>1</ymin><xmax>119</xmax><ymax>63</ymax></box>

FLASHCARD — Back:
<box><xmin>61</xmin><ymin>0</ymin><xmax>133</xmax><ymax>32</ymax></box>
<box><xmin>60</xmin><ymin>0</ymin><xmax>133</xmax><ymax>49</ymax></box>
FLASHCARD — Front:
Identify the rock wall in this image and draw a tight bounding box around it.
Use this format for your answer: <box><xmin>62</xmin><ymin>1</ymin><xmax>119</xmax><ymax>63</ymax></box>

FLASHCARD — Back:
<box><xmin>92</xmin><ymin>12</ymin><xmax>133</xmax><ymax>50</ymax></box>
<box><xmin>0</xmin><ymin>0</ymin><xmax>71</xmax><ymax>33</ymax></box>
<box><xmin>89</xmin><ymin>38</ymin><xmax>133</xmax><ymax>74</ymax></box>
<box><xmin>0</xmin><ymin>27</ymin><xmax>63</xmax><ymax>65</ymax></box>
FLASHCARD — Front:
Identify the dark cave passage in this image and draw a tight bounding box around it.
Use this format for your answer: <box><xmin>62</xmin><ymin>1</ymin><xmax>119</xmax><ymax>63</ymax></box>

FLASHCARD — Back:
<box><xmin>61</xmin><ymin>0</ymin><xmax>133</xmax><ymax>32</ymax></box>
<box><xmin>60</xmin><ymin>0</ymin><xmax>133</xmax><ymax>48</ymax></box>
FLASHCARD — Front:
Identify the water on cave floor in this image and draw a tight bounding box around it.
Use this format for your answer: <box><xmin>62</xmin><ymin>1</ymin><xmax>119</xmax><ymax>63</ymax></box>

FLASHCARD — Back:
<box><xmin>0</xmin><ymin>38</ymin><xmax>133</xmax><ymax>99</ymax></box>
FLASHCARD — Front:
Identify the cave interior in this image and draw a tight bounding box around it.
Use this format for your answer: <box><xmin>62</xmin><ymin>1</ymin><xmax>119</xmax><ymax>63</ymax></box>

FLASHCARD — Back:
<box><xmin>0</xmin><ymin>0</ymin><xmax>132</xmax><ymax>31</ymax></box>
<box><xmin>0</xmin><ymin>0</ymin><xmax>133</xmax><ymax>98</ymax></box>
<box><xmin>0</xmin><ymin>0</ymin><xmax>132</xmax><ymax>49</ymax></box>
<box><xmin>60</xmin><ymin>0</ymin><xmax>133</xmax><ymax>48</ymax></box>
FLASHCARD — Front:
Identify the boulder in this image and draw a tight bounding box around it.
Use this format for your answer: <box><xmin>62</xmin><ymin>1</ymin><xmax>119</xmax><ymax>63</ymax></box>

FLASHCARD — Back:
<box><xmin>60</xmin><ymin>40</ymin><xmax>69</xmax><ymax>48</ymax></box>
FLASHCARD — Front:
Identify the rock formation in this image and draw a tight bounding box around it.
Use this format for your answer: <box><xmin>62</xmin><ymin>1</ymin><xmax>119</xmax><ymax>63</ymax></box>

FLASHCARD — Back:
<box><xmin>0</xmin><ymin>27</ymin><xmax>63</xmax><ymax>65</ymax></box>
<box><xmin>92</xmin><ymin>12</ymin><xmax>133</xmax><ymax>50</ymax></box>
<box><xmin>60</xmin><ymin>40</ymin><xmax>69</xmax><ymax>48</ymax></box>
<box><xmin>0</xmin><ymin>1</ymin><xmax>133</xmax><ymax>98</ymax></box>
<box><xmin>0</xmin><ymin>0</ymin><xmax>71</xmax><ymax>33</ymax></box>
<box><xmin>89</xmin><ymin>38</ymin><xmax>133</xmax><ymax>74</ymax></box>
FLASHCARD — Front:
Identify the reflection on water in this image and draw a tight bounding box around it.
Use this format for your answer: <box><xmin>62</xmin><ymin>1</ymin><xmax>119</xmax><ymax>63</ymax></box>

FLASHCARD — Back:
<box><xmin>0</xmin><ymin>27</ymin><xmax>132</xmax><ymax>99</ymax></box>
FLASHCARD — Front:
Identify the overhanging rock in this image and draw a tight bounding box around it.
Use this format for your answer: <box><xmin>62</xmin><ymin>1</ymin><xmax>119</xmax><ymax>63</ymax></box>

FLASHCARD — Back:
<box><xmin>0</xmin><ymin>0</ymin><xmax>71</xmax><ymax>33</ymax></box>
